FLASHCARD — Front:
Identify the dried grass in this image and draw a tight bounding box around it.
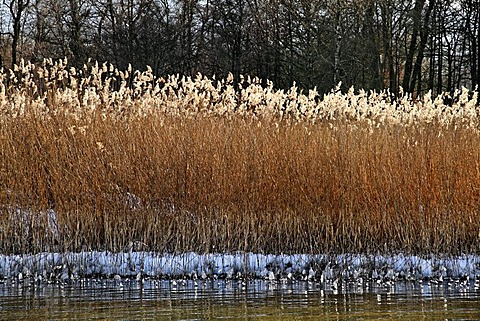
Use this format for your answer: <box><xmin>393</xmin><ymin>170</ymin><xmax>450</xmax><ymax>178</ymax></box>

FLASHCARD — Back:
<box><xmin>0</xmin><ymin>60</ymin><xmax>479</xmax><ymax>255</ymax></box>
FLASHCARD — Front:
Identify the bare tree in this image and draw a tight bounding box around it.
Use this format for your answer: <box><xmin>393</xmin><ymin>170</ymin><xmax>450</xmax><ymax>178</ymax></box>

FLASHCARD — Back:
<box><xmin>0</xmin><ymin>0</ymin><xmax>479</xmax><ymax>96</ymax></box>
<box><xmin>410</xmin><ymin>0</ymin><xmax>435</xmax><ymax>93</ymax></box>
<box><xmin>4</xmin><ymin>0</ymin><xmax>30</xmax><ymax>67</ymax></box>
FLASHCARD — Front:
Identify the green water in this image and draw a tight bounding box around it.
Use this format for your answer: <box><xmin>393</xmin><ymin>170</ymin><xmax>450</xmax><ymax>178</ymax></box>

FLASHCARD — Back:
<box><xmin>1</xmin><ymin>279</ymin><xmax>479</xmax><ymax>320</ymax></box>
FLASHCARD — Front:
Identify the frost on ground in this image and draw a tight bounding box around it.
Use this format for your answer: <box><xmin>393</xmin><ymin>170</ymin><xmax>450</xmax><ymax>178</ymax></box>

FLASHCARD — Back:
<box><xmin>0</xmin><ymin>251</ymin><xmax>479</xmax><ymax>283</ymax></box>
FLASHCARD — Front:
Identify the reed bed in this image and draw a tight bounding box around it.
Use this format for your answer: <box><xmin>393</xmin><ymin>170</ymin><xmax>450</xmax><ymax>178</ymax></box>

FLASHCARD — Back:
<box><xmin>1</xmin><ymin>59</ymin><xmax>480</xmax><ymax>255</ymax></box>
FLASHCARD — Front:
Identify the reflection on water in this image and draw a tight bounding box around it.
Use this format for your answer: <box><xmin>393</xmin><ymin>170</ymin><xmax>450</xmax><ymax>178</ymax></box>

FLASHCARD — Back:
<box><xmin>1</xmin><ymin>278</ymin><xmax>480</xmax><ymax>320</ymax></box>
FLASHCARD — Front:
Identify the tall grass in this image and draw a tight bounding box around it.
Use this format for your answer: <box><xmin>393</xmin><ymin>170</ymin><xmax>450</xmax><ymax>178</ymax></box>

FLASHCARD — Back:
<box><xmin>0</xmin><ymin>59</ymin><xmax>480</xmax><ymax>255</ymax></box>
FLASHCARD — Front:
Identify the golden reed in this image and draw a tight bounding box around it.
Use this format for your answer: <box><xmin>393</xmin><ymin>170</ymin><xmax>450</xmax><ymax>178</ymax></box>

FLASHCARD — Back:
<box><xmin>0</xmin><ymin>59</ymin><xmax>479</xmax><ymax>255</ymax></box>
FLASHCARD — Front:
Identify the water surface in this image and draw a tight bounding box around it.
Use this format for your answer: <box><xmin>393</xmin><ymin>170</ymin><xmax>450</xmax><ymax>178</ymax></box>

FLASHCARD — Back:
<box><xmin>1</xmin><ymin>278</ymin><xmax>479</xmax><ymax>320</ymax></box>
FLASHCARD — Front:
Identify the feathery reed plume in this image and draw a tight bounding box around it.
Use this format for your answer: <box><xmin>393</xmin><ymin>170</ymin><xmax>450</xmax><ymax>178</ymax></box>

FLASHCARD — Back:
<box><xmin>1</xmin><ymin>59</ymin><xmax>479</xmax><ymax>255</ymax></box>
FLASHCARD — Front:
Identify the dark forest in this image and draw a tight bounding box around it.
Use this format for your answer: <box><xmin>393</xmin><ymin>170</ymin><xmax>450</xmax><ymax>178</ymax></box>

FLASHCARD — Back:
<box><xmin>1</xmin><ymin>0</ymin><xmax>479</xmax><ymax>96</ymax></box>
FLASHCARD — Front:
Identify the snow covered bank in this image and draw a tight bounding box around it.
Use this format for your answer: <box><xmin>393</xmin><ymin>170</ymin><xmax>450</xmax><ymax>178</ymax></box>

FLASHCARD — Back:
<box><xmin>1</xmin><ymin>252</ymin><xmax>480</xmax><ymax>282</ymax></box>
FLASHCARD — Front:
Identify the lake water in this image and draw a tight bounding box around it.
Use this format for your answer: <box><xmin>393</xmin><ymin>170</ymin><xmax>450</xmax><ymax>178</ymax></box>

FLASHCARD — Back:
<box><xmin>1</xmin><ymin>278</ymin><xmax>479</xmax><ymax>320</ymax></box>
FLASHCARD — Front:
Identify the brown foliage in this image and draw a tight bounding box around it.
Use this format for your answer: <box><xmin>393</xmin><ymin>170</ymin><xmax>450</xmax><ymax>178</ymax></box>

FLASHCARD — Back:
<box><xmin>1</xmin><ymin>113</ymin><xmax>480</xmax><ymax>255</ymax></box>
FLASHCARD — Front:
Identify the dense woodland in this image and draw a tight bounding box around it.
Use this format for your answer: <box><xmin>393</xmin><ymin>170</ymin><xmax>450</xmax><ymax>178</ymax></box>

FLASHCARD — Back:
<box><xmin>1</xmin><ymin>0</ymin><xmax>479</xmax><ymax>96</ymax></box>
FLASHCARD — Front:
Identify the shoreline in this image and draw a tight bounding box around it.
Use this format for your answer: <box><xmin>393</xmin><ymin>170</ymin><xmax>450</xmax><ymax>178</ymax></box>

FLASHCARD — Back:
<box><xmin>1</xmin><ymin>251</ymin><xmax>479</xmax><ymax>283</ymax></box>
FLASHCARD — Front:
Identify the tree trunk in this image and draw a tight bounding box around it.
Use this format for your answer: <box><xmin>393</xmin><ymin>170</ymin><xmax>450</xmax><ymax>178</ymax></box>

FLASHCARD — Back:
<box><xmin>9</xmin><ymin>0</ymin><xmax>31</xmax><ymax>67</ymax></box>
<box><xmin>402</xmin><ymin>0</ymin><xmax>426</xmax><ymax>92</ymax></box>
<box><xmin>68</xmin><ymin>0</ymin><xmax>84</xmax><ymax>66</ymax></box>
<box><xmin>410</xmin><ymin>0</ymin><xmax>435</xmax><ymax>94</ymax></box>
<box><xmin>381</xmin><ymin>1</ymin><xmax>396</xmax><ymax>96</ymax></box>
<box><xmin>333</xmin><ymin>10</ymin><xmax>341</xmax><ymax>85</ymax></box>
<box><xmin>107</xmin><ymin>0</ymin><xmax>118</xmax><ymax>66</ymax></box>
<box><xmin>365</xmin><ymin>3</ymin><xmax>381</xmax><ymax>90</ymax></box>
<box><xmin>446</xmin><ymin>42</ymin><xmax>453</xmax><ymax>94</ymax></box>
<box><xmin>436</xmin><ymin>2</ymin><xmax>444</xmax><ymax>95</ymax></box>
<box><xmin>428</xmin><ymin>7</ymin><xmax>436</xmax><ymax>92</ymax></box>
